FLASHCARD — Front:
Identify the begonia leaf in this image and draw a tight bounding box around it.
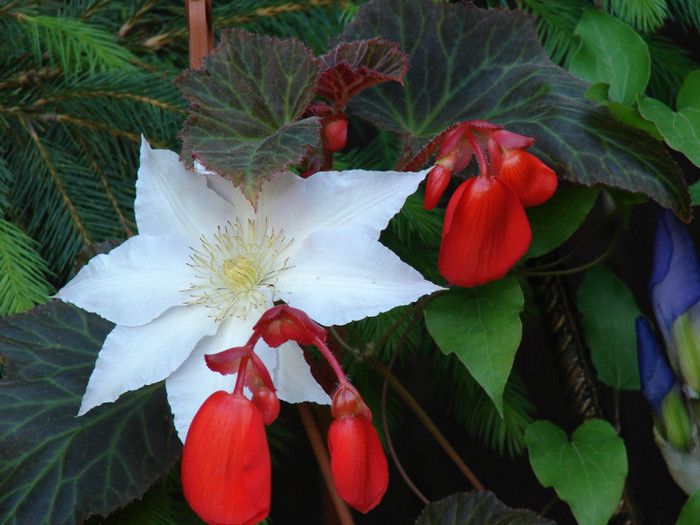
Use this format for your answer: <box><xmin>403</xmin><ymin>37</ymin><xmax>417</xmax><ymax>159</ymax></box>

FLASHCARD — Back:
<box><xmin>577</xmin><ymin>265</ymin><xmax>642</xmax><ymax>390</ymax></box>
<box><xmin>317</xmin><ymin>38</ymin><xmax>409</xmax><ymax>109</ymax></box>
<box><xmin>569</xmin><ymin>9</ymin><xmax>650</xmax><ymax>106</ymax></box>
<box><xmin>525</xmin><ymin>419</ymin><xmax>628</xmax><ymax>525</ymax></box>
<box><xmin>424</xmin><ymin>277</ymin><xmax>524</xmax><ymax>415</ymax></box>
<box><xmin>177</xmin><ymin>29</ymin><xmax>320</xmax><ymax>206</ymax></box>
<box><xmin>340</xmin><ymin>0</ymin><xmax>689</xmax><ymax>220</ymax></box>
<box><xmin>526</xmin><ymin>185</ymin><xmax>599</xmax><ymax>259</ymax></box>
<box><xmin>0</xmin><ymin>301</ymin><xmax>181</xmax><ymax>525</ymax></box>
<box><xmin>414</xmin><ymin>491</ymin><xmax>556</xmax><ymax>525</ymax></box>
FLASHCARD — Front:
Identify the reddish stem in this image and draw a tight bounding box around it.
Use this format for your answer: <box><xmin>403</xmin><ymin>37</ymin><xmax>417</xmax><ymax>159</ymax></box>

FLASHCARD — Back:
<box><xmin>313</xmin><ymin>335</ymin><xmax>352</xmax><ymax>389</ymax></box>
<box><xmin>465</xmin><ymin>131</ymin><xmax>490</xmax><ymax>179</ymax></box>
<box><xmin>185</xmin><ymin>0</ymin><xmax>214</xmax><ymax>68</ymax></box>
<box><xmin>233</xmin><ymin>356</ymin><xmax>249</xmax><ymax>396</ymax></box>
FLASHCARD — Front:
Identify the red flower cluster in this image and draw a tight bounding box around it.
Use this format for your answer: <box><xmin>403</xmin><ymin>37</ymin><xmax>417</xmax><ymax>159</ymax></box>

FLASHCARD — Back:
<box><xmin>424</xmin><ymin>121</ymin><xmax>557</xmax><ymax>287</ymax></box>
<box><xmin>181</xmin><ymin>305</ymin><xmax>389</xmax><ymax>524</ymax></box>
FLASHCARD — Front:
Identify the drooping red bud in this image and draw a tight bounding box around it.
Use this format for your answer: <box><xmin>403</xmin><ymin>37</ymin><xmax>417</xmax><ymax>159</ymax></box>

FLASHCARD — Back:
<box><xmin>252</xmin><ymin>387</ymin><xmax>280</xmax><ymax>425</ymax></box>
<box><xmin>424</xmin><ymin>164</ymin><xmax>452</xmax><ymax>210</ymax></box>
<box><xmin>323</xmin><ymin>118</ymin><xmax>348</xmax><ymax>152</ymax></box>
<box><xmin>253</xmin><ymin>304</ymin><xmax>327</xmax><ymax>347</ymax></box>
<box><xmin>205</xmin><ymin>344</ymin><xmax>255</xmax><ymax>375</ymax></box>
<box><xmin>182</xmin><ymin>391</ymin><xmax>271</xmax><ymax>525</ymax></box>
<box><xmin>498</xmin><ymin>149</ymin><xmax>557</xmax><ymax>207</ymax></box>
<box><xmin>328</xmin><ymin>414</ymin><xmax>389</xmax><ymax>513</ymax></box>
<box><xmin>331</xmin><ymin>383</ymin><xmax>372</xmax><ymax>420</ymax></box>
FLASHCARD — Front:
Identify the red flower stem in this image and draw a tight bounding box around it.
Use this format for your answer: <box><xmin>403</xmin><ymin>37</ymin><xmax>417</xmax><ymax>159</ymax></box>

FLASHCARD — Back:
<box><xmin>297</xmin><ymin>403</ymin><xmax>355</xmax><ymax>525</ymax></box>
<box><xmin>185</xmin><ymin>0</ymin><xmax>214</xmax><ymax>69</ymax></box>
<box><xmin>312</xmin><ymin>335</ymin><xmax>352</xmax><ymax>389</ymax></box>
<box><xmin>465</xmin><ymin>131</ymin><xmax>490</xmax><ymax>179</ymax></box>
<box><xmin>372</xmin><ymin>359</ymin><xmax>485</xmax><ymax>492</ymax></box>
<box><xmin>233</xmin><ymin>356</ymin><xmax>249</xmax><ymax>396</ymax></box>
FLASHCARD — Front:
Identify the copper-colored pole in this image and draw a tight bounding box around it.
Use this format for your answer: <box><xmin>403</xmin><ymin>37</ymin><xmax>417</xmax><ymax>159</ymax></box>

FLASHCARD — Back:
<box><xmin>185</xmin><ymin>0</ymin><xmax>214</xmax><ymax>68</ymax></box>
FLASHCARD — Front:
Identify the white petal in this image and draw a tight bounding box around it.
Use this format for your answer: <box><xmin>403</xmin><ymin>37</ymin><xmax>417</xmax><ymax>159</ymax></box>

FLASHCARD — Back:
<box><xmin>55</xmin><ymin>235</ymin><xmax>193</xmax><ymax>326</ymax></box>
<box><xmin>255</xmin><ymin>341</ymin><xmax>331</xmax><ymax>405</ymax></box>
<box><xmin>78</xmin><ymin>305</ymin><xmax>217</xmax><ymax>416</ymax></box>
<box><xmin>277</xmin><ymin>230</ymin><xmax>444</xmax><ymax>325</ymax></box>
<box><xmin>259</xmin><ymin>168</ymin><xmax>430</xmax><ymax>243</ymax></box>
<box><xmin>165</xmin><ymin>316</ymin><xmax>257</xmax><ymax>441</ymax></box>
<box><xmin>200</xmin><ymin>168</ymin><xmax>255</xmax><ymax>220</ymax></box>
<box><xmin>166</xmin><ymin>314</ymin><xmax>330</xmax><ymax>442</ymax></box>
<box><xmin>135</xmin><ymin>138</ymin><xmax>235</xmax><ymax>242</ymax></box>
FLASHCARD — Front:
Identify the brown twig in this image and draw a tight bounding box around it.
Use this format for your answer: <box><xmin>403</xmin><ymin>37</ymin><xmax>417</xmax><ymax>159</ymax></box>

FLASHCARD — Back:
<box><xmin>185</xmin><ymin>0</ymin><xmax>214</xmax><ymax>69</ymax></box>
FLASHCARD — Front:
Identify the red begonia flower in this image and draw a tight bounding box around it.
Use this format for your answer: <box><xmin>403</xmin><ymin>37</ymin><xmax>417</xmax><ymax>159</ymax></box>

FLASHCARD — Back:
<box><xmin>328</xmin><ymin>414</ymin><xmax>389</xmax><ymax>513</ymax></box>
<box><xmin>438</xmin><ymin>175</ymin><xmax>531</xmax><ymax>287</ymax></box>
<box><xmin>498</xmin><ymin>148</ymin><xmax>557</xmax><ymax>207</ymax></box>
<box><xmin>424</xmin><ymin>164</ymin><xmax>452</xmax><ymax>210</ymax></box>
<box><xmin>253</xmin><ymin>304</ymin><xmax>327</xmax><ymax>348</ymax></box>
<box><xmin>182</xmin><ymin>391</ymin><xmax>271</xmax><ymax>525</ymax></box>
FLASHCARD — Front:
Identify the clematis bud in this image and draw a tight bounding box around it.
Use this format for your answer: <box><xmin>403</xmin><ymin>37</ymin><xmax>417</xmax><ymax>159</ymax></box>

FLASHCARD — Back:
<box><xmin>328</xmin><ymin>413</ymin><xmax>389</xmax><ymax>513</ymax></box>
<box><xmin>182</xmin><ymin>391</ymin><xmax>271</xmax><ymax>525</ymax></box>
<box><xmin>253</xmin><ymin>304</ymin><xmax>327</xmax><ymax>347</ymax></box>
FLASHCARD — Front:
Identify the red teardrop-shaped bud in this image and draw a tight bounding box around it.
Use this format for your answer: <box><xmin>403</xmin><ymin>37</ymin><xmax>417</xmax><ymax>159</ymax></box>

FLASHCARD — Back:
<box><xmin>252</xmin><ymin>387</ymin><xmax>280</xmax><ymax>425</ymax></box>
<box><xmin>438</xmin><ymin>175</ymin><xmax>531</xmax><ymax>287</ymax></box>
<box><xmin>328</xmin><ymin>414</ymin><xmax>389</xmax><ymax>513</ymax></box>
<box><xmin>323</xmin><ymin>118</ymin><xmax>348</xmax><ymax>152</ymax></box>
<box><xmin>498</xmin><ymin>149</ymin><xmax>557</xmax><ymax>207</ymax></box>
<box><xmin>253</xmin><ymin>304</ymin><xmax>326</xmax><ymax>347</ymax></box>
<box><xmin>182</xmin><ymin>391</ymin><xmax>271</xmax><ymax>525</ymax></box>
<box><xmin>331</xmin><ymin>383</ymin><xmax>371</xmax><ymax>420</ymax></box>
<box><xmin>424</xmin><ymin>164</ymin><xmax>452</xmax><ymax>210</ymax></box>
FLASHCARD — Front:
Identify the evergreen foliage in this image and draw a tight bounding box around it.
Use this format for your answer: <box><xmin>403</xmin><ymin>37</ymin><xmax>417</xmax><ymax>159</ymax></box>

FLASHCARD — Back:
<box><xmin>603</xmin><ymin>0</ymin><xmax>668</xmax><ymax>33</ymax></box>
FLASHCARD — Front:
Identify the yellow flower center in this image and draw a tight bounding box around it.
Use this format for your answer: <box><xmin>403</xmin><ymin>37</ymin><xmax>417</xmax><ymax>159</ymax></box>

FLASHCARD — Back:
<box><xmin>187</xmin><ymin>219</ymin><xmax>291</xmax><ymax>320</ymax></box>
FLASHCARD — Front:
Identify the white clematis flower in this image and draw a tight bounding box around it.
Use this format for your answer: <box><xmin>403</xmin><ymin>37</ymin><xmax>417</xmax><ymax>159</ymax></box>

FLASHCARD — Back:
<box><xmin>56</xmin><ymin>138</ymin><xmax>442</xmax><ymax>441</ymax></box>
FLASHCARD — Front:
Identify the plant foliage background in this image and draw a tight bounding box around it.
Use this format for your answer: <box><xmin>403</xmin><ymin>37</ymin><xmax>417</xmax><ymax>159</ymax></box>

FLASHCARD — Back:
<box><xmin>1</xmin><ymin>0</ymin><xmax>699</xmax><ymax>524</ymax></box>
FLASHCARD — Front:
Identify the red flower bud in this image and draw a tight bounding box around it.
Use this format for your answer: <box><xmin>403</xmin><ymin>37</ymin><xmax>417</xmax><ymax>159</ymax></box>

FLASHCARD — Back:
<box><xmin>424</xmin><ymin>164</ymin><xmax>452</xmax><ymax>210</ymax></box>
<box><xmin>328</xmin><ymin>414</ymin><xmax>389</xmax><ymax>513</ymax></box>
<box><xmin>252</xmin><ymin>386</ymin><xmax>280</xmax><ymax>425</ymax></box>
<box><xmin>323</xmin><ymin>118</ymin><xmax>348</xmax><ymax>152</ymax></box>
<box><xmin>331</xmin><ymin>383</ymin><xmax>371</xmax><ymax>420</ymax></box>
<box><xmin>253</xmin><ymin>304</ymin><xmax>326</xmax><ymax>347</ymax></box>
<box><xmin>182</xmin><ymin>391</ymin><xmax>271</xmax><ymax>525</ymax></box>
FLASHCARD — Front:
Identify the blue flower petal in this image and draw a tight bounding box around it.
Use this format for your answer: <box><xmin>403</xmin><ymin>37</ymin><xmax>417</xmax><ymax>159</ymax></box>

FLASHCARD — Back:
<box><xmin>650</xmin><ymin>209</ymin><xmax>700</xmax><ymax>346</ymax></box>
<box><xmin>636</xmin><ymin>316</ymin><xmax>676</xmax><ymax>414</ymax></box>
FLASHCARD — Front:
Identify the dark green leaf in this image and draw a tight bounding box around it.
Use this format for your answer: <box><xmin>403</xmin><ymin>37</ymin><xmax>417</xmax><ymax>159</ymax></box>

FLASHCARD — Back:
<box><xmin>526</xmin><ymin>419</ymin><xmax>628</xmax><ymax>525</ymax></box>
<box><xmin>677</xmin><ymin>488</ymin><xmax>700</xmax><ymax>525</ymax></box>
<box><xmin>177</xmin><ymin>29</ymin><xmax>321</xmax><ymax>205</ymax></box>
<box><xmin>577</xmin><ymin>265</ymin><xmax>642</xmax><ymax>390</ymax></box>
<box><xmin>424</xmin><ymin>278</ymin><xmax>524</xmax><ymax>415</ymax></box>
<box><xmin>526</xmin><ymin>185</ymin><xmax>599</xmax><ymax>259</ymax></box>
<box><xmin>340</xmin><ymin>0</ymin><xmax>689</xmax><ymax>220</ymax></box>
<box><xmin>414</xmin><ymin>491</ymin><xmax>556</xmax><ymax>525</ymax></box>
<box><xmin>0</xmin><ymin>301</ymin><xmax>181</xmax><ymax>525</ymax></box>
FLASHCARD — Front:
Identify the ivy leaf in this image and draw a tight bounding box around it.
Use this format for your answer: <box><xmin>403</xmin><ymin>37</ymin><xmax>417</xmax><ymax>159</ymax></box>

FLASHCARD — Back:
<box><xmin>317</xmin><ymin>38</ymin><xmax>409</xmax><ymax>109</ymax></box>
<box><xmin>577</xmin><ymin>265</ymin><xmax>642</xmax><ymax>390</ymax></box>
<box><xmin>414</xmin><ymin>491</ymin><xmax>556</xmax><ymax>525</ymax></box>
<box><xmin>526</xmin><ymin>185</ymin><xmax>599</xmax><ymax>259</ymax></box>
<box><xmin>177</xmin><ymin>29</ymin><xmax>320</xmax><ymax>206</ymax></box>
<box><xmin>569</xmin><ymin>9</ymin><xmax>650</xmax><ymax>106</ymax></box>
<box><xmin>0</xmin><ymin>301</ymin><xmax>181</xmax><ymax>525</ymax></box>
<box><xmin>340</xmin><ymin>0</ymin><xmax>689</xmax><ymax>220</ymax></box>
<box><xmin>526</xmin><ymin>419</ymin><xmax>628</xmax><ymax>525</ymax></box>
<box><xmin>424</xmin><ymin>277</ymin><xmax>524</xmax><ymax>415</ymax></box>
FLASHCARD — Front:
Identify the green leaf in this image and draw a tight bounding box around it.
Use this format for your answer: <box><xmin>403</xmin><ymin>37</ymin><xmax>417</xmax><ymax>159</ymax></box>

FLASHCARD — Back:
<box><xmin>0</xmin><ymin>219</ymin><xmax>53</xmax><ymax>315</ymax></box>
<box><xmin>676</xmin><ymin>70</ymin><xmax>700</xmax><ymax>111</ymax></box>
<box><xmin>638</xmin><ymin>97</ymin><xmax>700</xmax><ymax>168</ymax></box>
<box><xmin>689</xmin><ymin>180</ymin><xmax>700</xmax><ymax>206</ymax></box>
<box><xmin>0</xmin><ymin>301</ymin><xmax>181</xmax><ymax>525</ymax></box>
<box><xmin>414</xmin><ymin>491</ymin><xmax>556</xmax><ymax>525</ymax></box>
<box><xmin>577</xmin><ymin>265</ymin><xmax>642</xmax><ymax>390</ymax></box>
<box><xmin>570</xmin><ymin>9</ymin><xmax>650</xmax><ymax>105</ymax></box>
<box><xmin>677</xmin><ymin>488</ymin><xmax>700</xmax><ymax>525</ymax></box>
<box><xmin>340</xmin><ymin>0</ymin><xmax>689</xmax><ymax>220</ymax></box>
<box><xmin>526</xmin><ymin>185</ymin><xmax>599</xmax><ymax>259</ymax></box>
<box><xmin>424</xmin><ymin>278</ymin><xmax>524</xmax><ymax>415</ymax></box>
<box><xmin>584</xmin><ymin>84</ymin><xmax>663</xmax><ymax>138</ymax></box>
<box><xmin>177</xmin><ymin>29</ymin><xmax>321</xmax><ymax>205</ymax></box>
<box><xmin>526</xmin><ymin>419</ymin><xmax>628</xmax><ymax>525</ymax></box>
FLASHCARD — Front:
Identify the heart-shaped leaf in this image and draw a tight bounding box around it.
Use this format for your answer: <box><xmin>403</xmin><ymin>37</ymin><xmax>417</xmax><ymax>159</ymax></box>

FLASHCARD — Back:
<box><xmin>577</xmin><ymin>265</ymin><xmax>642</xmax><ymax>390</ymax></box>
<box><xmin>526</xmin><ymin>419</ymin><xmax>628</xmax><ymax>525</ymax></box>
<box><xmin>415</xmin><ymin>491</ymin><xmax>556</xmax><ymax>525</ymax></box>
<box><xmin>317</xmin><ymin>38</ymin><xmax>409</xmax><ymax>109</ymax></box>
<box><xmin>340</xmin><ymin>0</ymin><xmax>689</xmax><ymax>220</ymax></box>
<box><xmin>177</xmin><ymin>29</ymin><xmax>321</xmax><ymax>205</ymax></box>
<box><xmin>424</xmin><ymin>277</ymin><xmax>524</xmax><ymax>415</ymax></box>
<box><xmin>0</xmin><ymin>301</ymin><xmax>181</xmax><ymax>525</ymax></box>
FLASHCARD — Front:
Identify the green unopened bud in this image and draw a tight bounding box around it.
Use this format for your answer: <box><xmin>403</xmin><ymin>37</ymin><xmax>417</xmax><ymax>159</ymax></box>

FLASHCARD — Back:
<box><xmin>671</xmin><ymin>309</ymin><xmax>700</xmax><ymax>394</ymax></box>
<box><xmin>660</xmin><ymin>389</ymin><xmax>692</xmax><ymax>451</ymax></box>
